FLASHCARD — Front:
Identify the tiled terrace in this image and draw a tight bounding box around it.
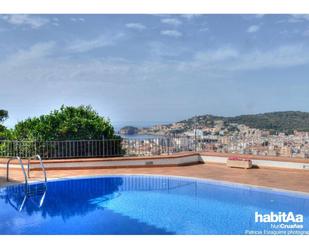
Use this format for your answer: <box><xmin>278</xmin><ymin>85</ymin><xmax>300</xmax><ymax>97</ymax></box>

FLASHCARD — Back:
<box><xmin>1</xmin><ymin>162</ymin><xmax>309</xmax><ymax>193</ymax></box>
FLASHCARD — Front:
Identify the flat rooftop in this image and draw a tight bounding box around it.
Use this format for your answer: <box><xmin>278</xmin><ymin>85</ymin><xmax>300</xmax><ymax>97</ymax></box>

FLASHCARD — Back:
<box><xmin>1</xmin><ymin>163</ymin><xmax>309</xmax><ymax>194</ymax></box>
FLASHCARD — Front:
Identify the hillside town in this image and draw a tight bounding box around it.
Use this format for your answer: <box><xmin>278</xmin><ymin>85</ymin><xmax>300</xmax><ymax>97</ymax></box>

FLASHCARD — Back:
<box><xmin>134</xmin><ymin>120</ymin><xmax>309</xmax><ymax>159</ymax></box>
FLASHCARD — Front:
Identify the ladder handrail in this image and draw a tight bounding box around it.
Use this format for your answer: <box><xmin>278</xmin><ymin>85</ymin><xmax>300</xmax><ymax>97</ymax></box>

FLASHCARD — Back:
<box><xmin>5</xmin><ymin>186</ymin><xmax>47</xmax><ymax>212</ymax></box>
<box><xmin>6</xmin><ymin>156</ymin><xmax>28</xmax><ymax>191</ymax></box>
<box><xmin>27</xmin><ymin>155</ymin><xmax>47</xmax><ymax>186</ymax></box>
<box><xmin>6</xmin><ymin>194</ymin><xmax>28</xmax><ymax>212</ymax></box>
<box><xmin>29</xmin><ymin>190</ymin><xmax>46</xmax><ymax>208</ymax></box>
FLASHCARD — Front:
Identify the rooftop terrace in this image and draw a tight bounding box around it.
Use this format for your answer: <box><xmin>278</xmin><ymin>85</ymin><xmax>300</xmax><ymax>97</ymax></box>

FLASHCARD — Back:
<box><xmin>1</xmin><ymin>158</ymin><xmax>309</xmax><ymax>194</ymax></box>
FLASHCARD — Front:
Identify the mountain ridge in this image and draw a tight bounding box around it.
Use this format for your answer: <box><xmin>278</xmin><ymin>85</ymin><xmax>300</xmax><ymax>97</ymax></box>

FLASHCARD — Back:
<box><xmin>173</xmin><ymin>111</ymin><xmax>309</xmax><ymax>134</ymax></box>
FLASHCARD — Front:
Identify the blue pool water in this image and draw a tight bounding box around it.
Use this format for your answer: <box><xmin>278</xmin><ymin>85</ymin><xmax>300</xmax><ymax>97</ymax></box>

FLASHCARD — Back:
<box><xmin>0</xmin><ymin>175</ymin><xmax>308</xmax><ymax>235</ymax></box>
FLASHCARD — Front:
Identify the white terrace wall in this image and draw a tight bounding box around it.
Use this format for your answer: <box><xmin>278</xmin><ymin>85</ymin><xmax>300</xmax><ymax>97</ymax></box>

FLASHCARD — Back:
<box><xmin>0</xmin><ymin>154</ymin><xmax>202</xmax><ymax>169</ymax></box>
<box><xmin>201</xmin><ymin>155</ymin><xmax>309</xmax><ymax>170</ymax></box>
<box><xmin>1</xmin><ymin>153</ymin><xmax>309</xmax><ymax>170</ymax></box>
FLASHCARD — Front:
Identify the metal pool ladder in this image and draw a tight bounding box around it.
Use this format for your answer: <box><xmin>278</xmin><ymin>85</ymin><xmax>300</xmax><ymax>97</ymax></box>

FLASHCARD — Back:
<box><xmin>27</xmin><ymin>155</ymin><xmax>47</xmax><ymax>185</ymax></box>
<box><xmin>6</xmin><ymin>156</ymin><xmax>28</xmax><ymax>192</ymax></box>
<box><xmin>6</xmin><ymin>155</ymin><xmax>48</xmax><ymax>194</ymax></box>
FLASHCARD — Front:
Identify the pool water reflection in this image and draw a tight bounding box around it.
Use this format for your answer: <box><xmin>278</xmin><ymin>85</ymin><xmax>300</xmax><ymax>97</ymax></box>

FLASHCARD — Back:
<box><xmin>0</xmin><ymin>175</ymin><xmax>308</xmax><ymax>235</ymax></box>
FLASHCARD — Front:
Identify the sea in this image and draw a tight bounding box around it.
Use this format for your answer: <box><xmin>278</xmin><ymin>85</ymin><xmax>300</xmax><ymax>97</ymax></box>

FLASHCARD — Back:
<box><xmin>118</xmin><ymin>134</ymin><xmax>163</xmax><ymax>139</ymax></box>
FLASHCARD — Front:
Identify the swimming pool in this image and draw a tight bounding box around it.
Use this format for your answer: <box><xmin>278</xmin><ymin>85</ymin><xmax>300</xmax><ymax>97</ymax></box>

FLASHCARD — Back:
<box><xmin>0</xmin><ymin>175</ymin><xmax>308</xmax><ymax>235</ymax></box>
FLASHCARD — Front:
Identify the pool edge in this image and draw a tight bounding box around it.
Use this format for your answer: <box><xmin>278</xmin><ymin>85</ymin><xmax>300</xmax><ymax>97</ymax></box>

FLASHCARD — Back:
<box><xmin>3</xmin><ymin>173</ymin><xmax>308</xmax><ymax>199</ymax></box>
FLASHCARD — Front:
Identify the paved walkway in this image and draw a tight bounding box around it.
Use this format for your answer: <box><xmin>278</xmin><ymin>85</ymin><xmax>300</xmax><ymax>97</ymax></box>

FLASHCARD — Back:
<box><xmin>1</xmin><ymin>163</ymin><xmax>309</xmax><ymax>193</ymax></box>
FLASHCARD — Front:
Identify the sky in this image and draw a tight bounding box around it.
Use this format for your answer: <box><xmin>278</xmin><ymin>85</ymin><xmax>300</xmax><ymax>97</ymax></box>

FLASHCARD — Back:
<box><xmin>1</xmin><ymin>14</ymin><xmax>309</xmax><ymax>128</ymax></box>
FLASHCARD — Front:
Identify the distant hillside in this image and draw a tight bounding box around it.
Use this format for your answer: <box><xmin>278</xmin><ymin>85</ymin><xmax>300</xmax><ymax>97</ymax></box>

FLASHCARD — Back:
<box><xmin>178</xmin><ymin>115</ymin><xmax>223</xmax><ymax>129</ymax></box>
<box><xmin>119</xmin><ymin>126</ymin><xmax>139</xmax><ymax>135</ymax></box>
<box><xmin>228</xmin><ymin>111</ymin><xmax>309</xmax><ymax>134</ymax></box>
<box><xmin>177</xmin><ymin>111</ymin><xmax>309</xmax><ymax>134</ymax></box>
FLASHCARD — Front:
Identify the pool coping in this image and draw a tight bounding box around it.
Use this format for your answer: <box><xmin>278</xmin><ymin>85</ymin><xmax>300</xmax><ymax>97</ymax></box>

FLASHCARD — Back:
<box><xmin>3</xmin><ymin>173</ymin><xmax>308</xmax><ymax>199</ymax></box>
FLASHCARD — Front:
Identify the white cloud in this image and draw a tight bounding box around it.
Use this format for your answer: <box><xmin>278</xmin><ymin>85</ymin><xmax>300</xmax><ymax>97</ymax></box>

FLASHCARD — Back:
<box><xmin>161</xmin><ymin>18</ymin><xmax>182</xmax><ymax>26</ymax></box>
<box><xmin>0</xmin><ymin>14</ymin><xmax>49</xmax><ymax>29</ymax></box>
<box><xmin>5</xmin><ymin>41</ymin><xmax>55</xmax><ymax>66</ymax></box>
<box><xmin>0</xmin><ymin>51</ymin><xmax>165</xmax><ymax>85</ymax></box>
<box><xmin>277</xmin><ymin>14</ymin><xmax>309</xmax><ymax>24</ymax></box>
<box><xmin>180</xmin><ymin>14</ymin><xmax>201</xmax><ymax>20</ymax></box>
<box><xmin>199</xmin><ymin>27</ymin><xmax>209</xmax><ymax>32</ymax></box>
<box><xmin>231</xmin><ymin>44</ymin><xmax>308</xmax><ymax>71</ymax></box>
<box><xmin>192</xmin><ymin>44</ymin><xmax>309</xmax><ymax>72</ymax></box>
<box><xmin>255</xmin><ymin>14</ymin><xmax>265</xmax><ymax>19</ymax></box>
<box><xmin>279</xmin><ymin>30</ymin><xmax>289</xmax><ymax>35</ymax></box>
<box><xmin>287</xmin><ymin>18</ymin><xmax>303</xmax><ymax>23</ymax></box>
<box><xmin>303</xmin><ymin>29</ymin><xmax>309</xmax><ymax>36</ymax></box>
<box><xmin>247</xmin><ymin>25</ymin><xmax>260</xmax><ymax>33</ymax></box>
<box><xmin>1</xmin><ymin>41</ymin><xmax>309</xmax><ymax>90</ymax></box>
<box><xmin>288</xmin><ymin>14</ymin><xmax>309</xmax><ymax>23</ymax></box>
<box><xmin>160</xmin><ymin>30</ymin><xmax>182</xmax><ymax>38</ymax></box>
<box><xmin>242</xmin><ymin>14</ymin><xmax>265</xmax><ymax>21</ymax></box>
<box><xmin>70</xmin><ymin>17</ymin><xmax>85</xmax><ymax>22</ymax></box>
<box><xmin>195</xmin><ymin>47</ymin><xmax>239</xmax><ymax>62</ymax></box>
<box><xmin>67</xmin><ymin>33</ymin><xmax>124</xmax><ymax>53</ymax></box>
<box><xmin>125</xmin><ymin>23</ymin><xmax>146</xmax><ymax>31</ymax></box>
<box><xmin>51</xmin><ymin>17</ymin><xmax>60</xmax><ymax>26</ymax></box>
<box><xmin>148</xmin><ymin>41</ymin><xmax>189</xmax><ymax>58</ymax></box>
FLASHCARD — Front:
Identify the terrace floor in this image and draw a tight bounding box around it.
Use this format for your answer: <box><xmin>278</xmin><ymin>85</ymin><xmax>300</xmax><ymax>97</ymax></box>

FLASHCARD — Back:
<box><xmin>1</xmin><ymin>163</ymin><xmax>309</xmax><ymax>193</ymax></box>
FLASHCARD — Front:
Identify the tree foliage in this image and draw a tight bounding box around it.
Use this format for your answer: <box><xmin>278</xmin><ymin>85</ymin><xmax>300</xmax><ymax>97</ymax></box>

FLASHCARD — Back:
<box><xmin>0</xmin><ymin>106</ymin><xmax>123</xmax><ymax>159</ymax></box>
<box><xmin>0</xmin><ymin>109</ymin><xmax>8</xmax><ymax>123</ymax></box>
<box><xmin>12</xmin><ymin>105</ymin><xmax>117</xmax><ymax>141</ymax></box>
<box><xmin>0</xmin><ymin>109</ymin><xmax>8</xmax><ymax>139</ymax></box>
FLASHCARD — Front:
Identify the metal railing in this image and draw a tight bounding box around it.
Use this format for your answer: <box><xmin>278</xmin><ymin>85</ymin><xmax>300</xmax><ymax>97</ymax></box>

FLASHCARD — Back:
<box><xmin>0</xmin><ymin>137</ymin><xmax>202</xmax><ymax>159</ymax></box>
<box><xmin>0</xmin><ymin>139</ymin><xmax>123</xmax><ymax>159</ymax></box>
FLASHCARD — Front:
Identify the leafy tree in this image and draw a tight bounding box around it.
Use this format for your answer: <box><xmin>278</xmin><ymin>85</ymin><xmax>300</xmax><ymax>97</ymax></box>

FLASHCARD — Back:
<box><xmin>5</xmin><ymin>106</ymin><xmax>123</xmax><ymax>159</ymax></box>
<box><xmin>0</xmin><ymin>109</ymin><xmax>8</xmax><ymax>123</ymax></box>
<box><xmin>0</xmin><ymin>109</ymin><xmax>8</xmax><ymax>139</ymax></box>
<box><xmin>13</xmin><ymin>105</ymin><xmax>117</xmax><ymax>141</ymax></box>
